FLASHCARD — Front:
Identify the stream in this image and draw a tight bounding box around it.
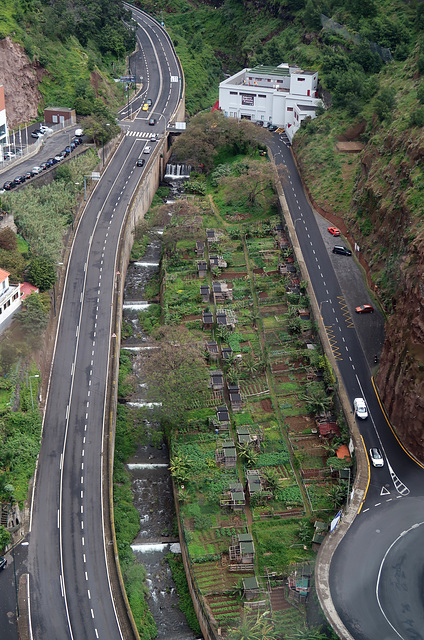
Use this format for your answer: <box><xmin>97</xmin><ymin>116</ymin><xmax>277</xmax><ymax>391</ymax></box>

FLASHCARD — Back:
<box><xmin>122</xmin><ymin>171</ymin><xmax>201</xmax><ymax>640</ymax></box>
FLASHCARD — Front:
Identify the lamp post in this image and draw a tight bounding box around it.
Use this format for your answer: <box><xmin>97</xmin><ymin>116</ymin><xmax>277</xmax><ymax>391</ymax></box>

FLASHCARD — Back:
<box><xmin>29</xmin><ymin>374</ymin><xmax>39</xmax><ymax>410</ymax></box>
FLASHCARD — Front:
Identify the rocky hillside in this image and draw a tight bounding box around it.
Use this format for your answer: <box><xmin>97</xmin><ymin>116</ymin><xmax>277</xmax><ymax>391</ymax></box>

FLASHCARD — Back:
<box><xmin>0</xmin><ymin>37</ymin><xmax>44</xmax><ymax>127</ymax></box>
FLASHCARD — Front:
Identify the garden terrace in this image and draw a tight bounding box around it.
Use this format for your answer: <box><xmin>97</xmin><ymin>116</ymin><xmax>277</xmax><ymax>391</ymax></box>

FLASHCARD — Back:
<box><xmin>151</xmin><ymin>190</ymin><xmax>353</xmax><ymax>635</ymax></box>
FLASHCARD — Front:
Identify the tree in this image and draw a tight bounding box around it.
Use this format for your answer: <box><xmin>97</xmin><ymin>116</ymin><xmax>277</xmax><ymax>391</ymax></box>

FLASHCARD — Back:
<box><xmin>18</xmin><ymin>293</ymin><xmax>49</xmax><ymax>336</ymax></box>
<box><xmin>237</xmin><ymin>444</ymin><xmax>259</xmax><ymax>468</ymax></box>
<box><xmin>169</xmin><ymin>454</ymin><xmax>192</xmax><ymax>484</ymax></box>
<box><xmin>220</xmin><ymin>160</ymin><xmax>277</xmax><ymax>209</ymax></box>
<box><xmin>141</xmin><ymin>325</ymin><xmax>209</xmax><ymax>426</ymax></box>
<box><xmin>288</xmin><ymin>627</ymin><xmax>328</xmax><ymax>640</ymax></box>
<box><xmin>263</xmin><ymin>468</ymin><xmax>285</xmax><ymax>494</ymax></box>
<box><xmin>300</xmin><ymin>382</ymin><xmax>332</xmax><ymax>415</ymax></box>
<box><xmin>0</xmin><ymin>228</ymin><xmax>17</xmax><ymax>251</ymax></box>
<box><xmin>28</xmin><ymin>256</ymin><xmax>56</xmax><ymax>291</ymax></box>
<box><xmin>227</xmin><ymin>611</ymin><xmax>278</xmax><ymax>640</ymax></box>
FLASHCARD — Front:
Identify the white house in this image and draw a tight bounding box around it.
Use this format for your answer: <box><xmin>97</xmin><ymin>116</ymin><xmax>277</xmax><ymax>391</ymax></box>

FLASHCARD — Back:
<box><xmin>218</xmin><ymin>63</ymin><xmax>321</xmax><ymax>141</ymax></box>
<box><xmin>0</xmin><ymin>269</ymin><xmax>21</xmax><ymax>327</ymax></box>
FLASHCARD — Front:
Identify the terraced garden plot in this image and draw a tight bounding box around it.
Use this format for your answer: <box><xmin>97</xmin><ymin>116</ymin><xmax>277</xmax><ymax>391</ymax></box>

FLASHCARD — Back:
<box><xmin>306</xmin><ymin>482</ymin><xmax>335</xmax><ymax>511</ymax></box>
<box><xmin>253</xmin><ymin>519</ymin><xmax>311</xmax><ymax>573</ymax></box>
<box><xmin>207</xmin><ymin>595</ymin><xmax>241</xmax><ymax>626</ymax></box>
<box><xmin>240</xmin><ymin>376</ymin><xmax>269</xmax><ymax>397</ymax></box>
<box><xmin>259</xmin><ymin>303</ymin><xmax>288</xmax><ymax>316</ymax></box>
<box><xmin>193</xmin><ymin>562</ymin><xmax>249</xmax><ymax>594</ymax></box>
<box><xmin>284</xmin><ymin>415</ymin><xmax>315</xmax><ymax>435</ymax></box>
<box><xmin>220</xmin><ymin>269</ymin><xmax>248</xmax><ymax>278</ymax></box>
<box><xmin>229</xmin><ymin>252</ymin><xmax>247</xmax><ymax>267</ymax></box>
<box><xmin>262</xmin><ymin>316</ymin><xmax>287</xmax><ymax>330</ymax></box>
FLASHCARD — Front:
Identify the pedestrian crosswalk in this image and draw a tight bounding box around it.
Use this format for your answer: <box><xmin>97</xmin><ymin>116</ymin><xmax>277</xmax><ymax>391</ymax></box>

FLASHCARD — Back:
<box><xmin>126</xmin><ymin>131</ymin><xmax>157</xmax><ymax>139</ymax></box>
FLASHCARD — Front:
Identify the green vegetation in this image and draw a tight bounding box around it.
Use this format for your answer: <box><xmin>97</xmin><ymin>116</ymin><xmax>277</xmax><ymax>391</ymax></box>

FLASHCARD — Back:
<box><xmin>166</xmin><ymin>553</ymin><xmax>202</xmax><ymax>634</ymax></box>
<box><xmin>2</xmin><ymin>0</ymin><xmax>135</xmax><ymax>117</ymax></box>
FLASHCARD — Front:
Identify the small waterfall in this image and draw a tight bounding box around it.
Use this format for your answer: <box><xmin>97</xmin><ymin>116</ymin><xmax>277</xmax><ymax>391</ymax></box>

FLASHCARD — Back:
<box><xmin>164</xmin><ymin>164</ymin><xmax>191</xmax><ymax>179</ymax></box>
<box><xmin>123</xmin><ymin>301</ymin><xmax>150</xmax><ymax>310</ymax></box>
<box><xmin>134</xmin><ymin>261</ymin><xmax>160</xmax><ymax>267</ymax></box>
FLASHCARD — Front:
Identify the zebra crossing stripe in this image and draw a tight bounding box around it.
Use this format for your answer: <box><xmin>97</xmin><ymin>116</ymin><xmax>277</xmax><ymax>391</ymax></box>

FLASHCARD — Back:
<box><xmin>125</xmin><ymin>131</ymin><xmax>154</xmax><ymax>138</ymax></box>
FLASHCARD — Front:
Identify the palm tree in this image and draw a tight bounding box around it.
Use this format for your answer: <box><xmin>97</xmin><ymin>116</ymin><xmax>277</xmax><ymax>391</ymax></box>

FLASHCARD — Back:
<box><xmin>243</xmin><ymin>353</ymin><xmax>258</xmax><ymax>375</ymax></box>
<box><xmin>227</xmin><ymin>611</ymin><xmax>278</xmax><ymax>640</ymax></box>
<box><xmin>237</xmin><ymin>444</ymin><xmax>259</xmax><ymax>468</ymax></box>
<box><xmin>169</xmin><ymin>453</ymin><xmax>192</xmax><ymax>484</ymax></box>
<box><xmin>263</xmin><ymin>468</ymin><xmax>285</xmax><ymax>494</ymax></box>
<box><xmin>288</xmin><ymin>626</ymin><xmax>328</xmax><ymax>640</ymax></box>
<box><xmin>226</xmin><ymin>366</ymin><xmax>239</xmax><ymax>386</ymax></box>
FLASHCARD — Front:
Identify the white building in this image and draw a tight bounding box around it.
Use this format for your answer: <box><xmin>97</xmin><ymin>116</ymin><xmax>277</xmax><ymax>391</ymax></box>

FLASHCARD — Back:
<box><xmin>0</xmin><ymin>268</ymin><xmax>21</xmax><ymax>328</ymax></box>
<box><xmin>218</xmin><ymin>64</ymin><xmax>321</xmax><ymax>140</ymax></box>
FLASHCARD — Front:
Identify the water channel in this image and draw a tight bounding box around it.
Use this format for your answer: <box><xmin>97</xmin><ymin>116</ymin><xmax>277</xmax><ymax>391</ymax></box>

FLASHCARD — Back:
<box><xmin>122</xmin><ymin>172</ymin><xmax>200</xmax><ymax>640</ymax></box>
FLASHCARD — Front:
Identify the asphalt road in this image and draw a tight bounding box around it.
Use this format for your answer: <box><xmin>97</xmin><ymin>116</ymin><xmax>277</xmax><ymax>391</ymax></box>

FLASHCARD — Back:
<box><xmin>25</xmin><ymin>11</ymin><xmax>181</xmax><ymax>640</ymax></box>
<box><xmin>268</xmin><ymin>131</ymin><xmax>424</xmax><ymax>639</ymax></box>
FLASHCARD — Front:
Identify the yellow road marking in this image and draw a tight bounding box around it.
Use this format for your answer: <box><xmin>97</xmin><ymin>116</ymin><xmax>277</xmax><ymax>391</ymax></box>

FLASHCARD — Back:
<box><xmin>324</xmin><ymin>324</ymin><xmax>343</xmax><ymax>360</ymax></box>
<box><xmin>338</xmin><ymin>295</ymin><xmax>354</xmax><ymax>328</ymax></box>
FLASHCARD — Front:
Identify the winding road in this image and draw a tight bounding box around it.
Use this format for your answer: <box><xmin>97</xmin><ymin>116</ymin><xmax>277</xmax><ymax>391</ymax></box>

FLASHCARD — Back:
<box><xmin>268</xmin><ymin>132</ymin><xmax>424</xmax><ymax>639</ymax></box>
<box><xmin>27</xmin><ymin>8</ymin><xmax>182</xmax><ymax>640</ymax></box>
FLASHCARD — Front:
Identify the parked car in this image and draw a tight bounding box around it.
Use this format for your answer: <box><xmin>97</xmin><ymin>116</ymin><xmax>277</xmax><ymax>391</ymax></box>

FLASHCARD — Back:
<box><xmin>369</xmin><ymin>448</ymin><xmax>384</xmax><ymax>468</ymax></box>
<box><xmin>268</xmin><ymin>124</ymin><xmax>278</xmax><ymax>131</ymax></box>
<box><xmin>46</xmin><ymin>158</ymin><xmax>56</xmax><ymax>166</ymax></box>
<box><xmin>31</xmin><ymin>130</ymin><xmax>43</xmax><ymax>139</ymax></box>
<box><xmin>0</xmin><ymin>556</ymin><xmax>7</xmax><ymax>570</ymax></box>
<box><xmin>136</xmin><ymin>158</ymin><xmax>145</xmax><ymax>167</ymax></box>
<box><xmin>54</xmin><ymin>155</ymin><xmax>63</xmax><ymax>163</ymax></box>
<box><xmin>354</xmin><ymin>397</ymin><xmax>368</xmax><ymax>419</ymax></box>
<box><xmin>31</xmin><ymin>166</ymin><xmax>43</xmax><ymax>174</ymax></box>
<box><xmin>70</xmin><ymin>142</ymin><xmax>76</xmax><ymax>150</ymax></box>
<box><xmin>4</xmin><ymin>151</ymin><xmax>16</xmax><ymax>160</ymax></box>
<box><xmin>39</xmin><ymin>125</ymin><xmax>53</xmax><ymax>134</ymax></box>
<box><xmin>24</xmin><ymin>171</ymin><xmax>33</xmax><ymax>180</ymax></box>
<box><xmin>3</xmin><ymin>181</ymin><xmax>15</xmax><ymax>190</ymax></box>
<box><xmin>40</xmin><ymin>162</ymin><xmax>49</xmax><ymax>170</ymax></box>
<box><xmin>143</xmin><ymin>146</ymin><xmax>151</xmax><ymax>154</ymax></box>
<box><xmin>14</xmin><ymin>176</ymin><xmax>25</xmax><ymax>185</ymax></box>
<box><xmin>332</xmin><ymin>245</ymin><xmax>352</xmax><ymax>256</ymax></box>
<box><xmin>64</xmin><ymin>146</ymin><xmax>71</xmax><ymax>155</ymax></box>
<box><xmin>149</xmin><ymin>118</ymin><xmax>156</xmax><ymax>126</ymax></box>
<box><xmin>146</xmin><ymin>98</ymin><xmax>152</xmax><ymax>106</ymax></box>
<box><xmin>142</xmin><ymin>103</ymin><xmax>149</xmax><ymax>111</ymax></box>
<box><xmin>328</xmin><ymin>226</ymin><xmax>340</xmax><ymax>236</ymax></box>
<box><xmin>355</xmin><ymin>304</ymin><xmax>374</xmax><ymax>314</ymax></box>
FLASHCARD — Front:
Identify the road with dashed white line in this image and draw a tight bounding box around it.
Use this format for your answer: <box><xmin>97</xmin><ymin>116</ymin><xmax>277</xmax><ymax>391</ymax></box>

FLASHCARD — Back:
<box><xmin>27</xmin><ymin>10</ymin><xmax>181</xmax><ymax>640</ymax></box>
<box><xmin>268</xmin><ymin>132</ymin><xmax>424</xmax><ymax>639</ymax></box>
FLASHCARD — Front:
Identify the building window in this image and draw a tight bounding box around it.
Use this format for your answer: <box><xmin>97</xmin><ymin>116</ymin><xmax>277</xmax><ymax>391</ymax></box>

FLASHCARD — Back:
<box><xmin>230</xmin><ymin>91</ymin><xmax>238</xmax><ymax>95</ymax></box>
<box><xmin>297</xmin><ymin>78</ymin><xmax>305</xmax><ymax>81</ymax></box>
<box><xmin>287</xmin><ymin>107</ymin><xmax>294</xmax><ymax>112</ymax></box>
<box><xmin>7</xmin><ymin>300</ymin><xmax>10</xmax><ymax>307</ymax></box>
<box><xmin>258</xmin><ymin>94</ymin><xmax>266</xmax><ymax>98</ymax></box>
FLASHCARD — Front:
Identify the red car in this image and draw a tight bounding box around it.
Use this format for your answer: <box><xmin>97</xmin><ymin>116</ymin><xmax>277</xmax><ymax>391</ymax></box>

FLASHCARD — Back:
<box><xmin>328</xmin><ymin>226</ymin><xmax>340</xmax><ymax>236</ymax></box>
<box><xmin>355</xmin><ymin>305</ymin><xmax>374</xmax><ymax>314</ymax></box>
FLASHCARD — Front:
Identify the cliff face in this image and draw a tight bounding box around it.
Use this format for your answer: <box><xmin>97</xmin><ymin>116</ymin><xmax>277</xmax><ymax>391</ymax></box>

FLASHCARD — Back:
<box><xmin>0</xmin><ymin>37</ymin><xmax>45</xmax><ymax>128</ymax></box>
<box><xmin>348</xmin><ymin>130</ymin><xmax>424</xmax><ymax>461</ymax></box>
<box><xmin>376</xmin><ymin>237</ymin><xmax>424</xmax><ymax>460</ymax></box>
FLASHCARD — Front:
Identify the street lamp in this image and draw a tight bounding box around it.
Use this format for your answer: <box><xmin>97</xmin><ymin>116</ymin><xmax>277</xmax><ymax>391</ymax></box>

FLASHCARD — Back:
<box><xmin>29</xmin><ymin>374</ymin><xmax>39</xmax><ymax>410</ymax></box>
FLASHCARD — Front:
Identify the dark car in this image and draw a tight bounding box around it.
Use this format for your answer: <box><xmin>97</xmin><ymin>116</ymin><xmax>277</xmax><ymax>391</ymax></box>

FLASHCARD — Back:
<box><xmin>268</xmin><ymin>124</ymin><xmax>278</xmax><ymax>131</ymax></box>
<box><xmin>46</xmin><ymin>157</ymin><xmax>56</xmax><ymax>166</ymax></box>
<box><xmin>0</xmin><ymin>556</ymin><xmax>7</xmax><ymax>570</ymax></box>
<box><xmin>23</xmin><ymin>171</ymin><xmax>33</xmax><ymax>180</ymax></box>
<box><xmin>146</xmin><ymin>98</ymin><xmax>152</xmax><ymax>106</ymax></box>
<box><xmin>14</xmin><ymin>176</ymin><xmax>25</xmax><ymax>185</ymax></box>
<box><xmin>31</xmin><ymin>130</ymin><xmax>43</xmax><ymax>139</ymax></box>
<box><xmin>40</xmin><ymin>162</ymin><xmax>49</xmax><ymax>170</ymax></box>
<box><xmin>70</xmin><ymin>142</ymin><xmax>76</xmax><ymax>150</ymax></box>
<box><xmin>3</xmin><ymin>181</ymin><xmax>15</xmax><ymax>190</ymax></box>
<box><xmin>148</xmin><ymin>118</ymin><xmax>156</xmax><ymax>126</ymax></box>
<box><xmin>64</xmin><ymin>146</ymin><xmax>71</xmax><ymax>155</ymax></box>
<box><xmin>136</xmin><ymin>158</ymin><xmax>145</xmax><ymax>167</ymax></box>
<box><xmin>332</xmin><ymin>245</ymin><xmax>352</xmax><ymax>256</ymax></box>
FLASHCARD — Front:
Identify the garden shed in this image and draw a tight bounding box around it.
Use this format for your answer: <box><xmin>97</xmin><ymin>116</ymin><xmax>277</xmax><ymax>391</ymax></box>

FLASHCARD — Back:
<box><xmin>202</xmin><ymin>311</ymin><xmax>214</xmax><ymax>330</ymax></box>
<box><xmin>220</xmin><ymin>482</ymin><xmax>245</xmax><ymax>510</ymax></box>
<box><xmin>246</xmin><ymin>469</ymin><xmax>263</xmax><ymax>496</ymax></box>
<box><xmin>205</xmin><ymin>341</ymin><xmax>219</xmax><ymax>360</ymax></box>
<box><xmin>195</xmin><ymin>241</ymin><xmax>205</xmax><ymax>257</ymax></box>
<box><xmin>229</xmin><ymin>532</ymin><xmax>255</xmax><ymax>565</ymax></box>
<box><xmin>243</xmin><ymin>576</ymin><xmax>260</xmax><ymax>600</ymax></box>
<box><xmin>197</xmin><ymin>261</ymin><xmax>208</xmax><ymax>278</ymax></box>
<box><xmin>210</xmin><ymin>370</ymin><xmax>224</xmax><ymax>391</ymax></box>
<box><xmin>216</xmin><ymin>405</ymin><xmax>230</xmax><ymax>425</ymax></box>
<box><xmin>200</xmin><ymin>284</ymin><xmax>210</xmax><ymax>302</ymax></box>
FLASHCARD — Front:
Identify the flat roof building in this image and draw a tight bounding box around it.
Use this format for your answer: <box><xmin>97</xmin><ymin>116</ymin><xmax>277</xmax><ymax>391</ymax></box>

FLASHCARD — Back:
<box><xmin>219</xmin><ymin>63</ymin><xmax>321</xmax><ymax>140</ymax></box>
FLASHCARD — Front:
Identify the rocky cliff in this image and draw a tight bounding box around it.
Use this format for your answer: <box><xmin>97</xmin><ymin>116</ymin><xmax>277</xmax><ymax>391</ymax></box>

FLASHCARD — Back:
<box><xmin>0</xmin><ymin>37</ymin><xmax>45</xmax><ymax>128</ymax></box>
